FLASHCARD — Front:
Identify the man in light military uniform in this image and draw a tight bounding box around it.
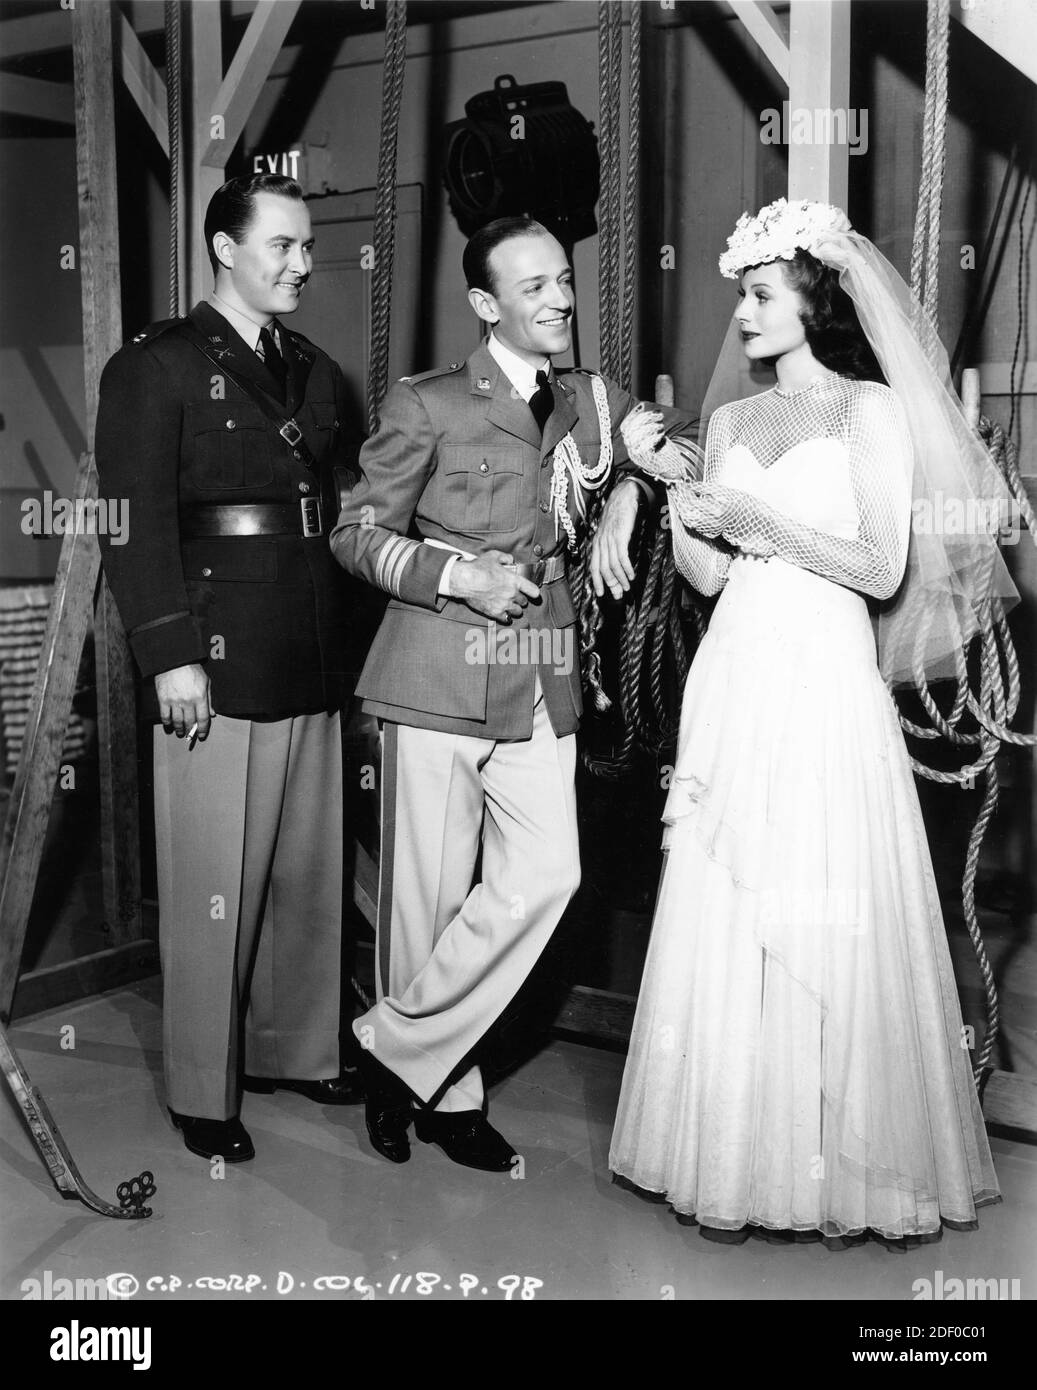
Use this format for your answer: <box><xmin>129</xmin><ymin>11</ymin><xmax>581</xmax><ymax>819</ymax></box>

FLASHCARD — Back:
<box><xmin>331</xmin><ymin>215</ymin><xmax>695</xmax><ymax>1170</ymax></box>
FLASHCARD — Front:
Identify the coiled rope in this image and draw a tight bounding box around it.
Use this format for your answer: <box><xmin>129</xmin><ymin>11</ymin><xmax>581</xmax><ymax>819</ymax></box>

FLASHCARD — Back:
<box><xmin>581</xmin><ymin>1</ymin><xmax>697</xmax><ymax>778</ymax></box>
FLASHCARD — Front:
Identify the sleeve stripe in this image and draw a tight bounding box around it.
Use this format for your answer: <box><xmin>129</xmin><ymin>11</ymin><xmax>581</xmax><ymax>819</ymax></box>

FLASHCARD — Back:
<box><xmin>374</xmin><ymin>535</ymin><xmax>420</xmax><ymax>598</ymax></box>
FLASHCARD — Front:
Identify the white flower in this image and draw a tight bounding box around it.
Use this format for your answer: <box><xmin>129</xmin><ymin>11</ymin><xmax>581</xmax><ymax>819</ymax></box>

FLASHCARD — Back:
<box><xmin>718</xmin><ymin>198</ymin><xmax>852</xmax><ymax>278</ymax></box>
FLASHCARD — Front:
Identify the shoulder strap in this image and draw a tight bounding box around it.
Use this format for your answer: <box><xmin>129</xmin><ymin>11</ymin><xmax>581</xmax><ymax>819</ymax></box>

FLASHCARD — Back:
<box><xmin>176</xmin><ymin>317</ymin><xmax>318</xmax><ymax>471</ymax></box>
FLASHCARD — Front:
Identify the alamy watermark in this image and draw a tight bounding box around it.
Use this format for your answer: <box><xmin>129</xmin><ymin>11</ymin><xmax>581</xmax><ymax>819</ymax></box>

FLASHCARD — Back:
<box><xmin>20</xmin><ymin>491</ymin><xmax>128</xmax><ymax>545</ymax></box>
<box><xmin>760</xmin><ymin>101</ymin><xmax>869</xmax><ymax>155</ymax></box>
<box><xmin>465</xmin><ymin>623</ymin><xmax>575</xmax><ymax>677</ymax></box>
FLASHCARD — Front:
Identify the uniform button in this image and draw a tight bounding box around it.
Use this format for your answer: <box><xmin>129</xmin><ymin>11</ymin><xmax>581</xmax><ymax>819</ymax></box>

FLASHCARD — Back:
<box><xmin>225</xmin><ymin>419</ymin><xmax>236</xmax><ymax>430</ymax></box>
<box><xmin>533</xmin><ymin>544</ymin><xmax>544</xmax><ymax>556</ymax></box>
<box><xmin>298</xmin><ymin>481</ymin><xmax>311</xmax><ymax>494</ymax></box>
<box><xmin>539</xmin><ymin>502</ymin><xmax>549</xmax><ymax>514</ymax></box>
<box><xmin>333</xmin><ymin>419</ymin><xmax>339</xmax><ymax>428</ymax></box>
<box><xmin>541</xmin><ymin>458</ymin><xmax>549</xmax><ymax>468</ymax></box>
<box><xmin>201</xmin><ymin>566</ymin><xmax>212</xmax><ymax>577</ymax></box>
<box><xmin>479</xmin><ymin>461</ymin><xmax>489</xmax><ymax>474</ymax></box>
<box><xmin>292</xmin><ymin>449</ymin><xmax>302</xmax><ymax>460</ymax></box>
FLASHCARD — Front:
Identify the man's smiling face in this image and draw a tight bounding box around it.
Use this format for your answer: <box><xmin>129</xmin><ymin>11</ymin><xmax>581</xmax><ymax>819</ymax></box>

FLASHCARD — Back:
<box><xmin>477</xmin><ymin>232</ymin><xmax>575</xmax><ymax>365</ymax></box>
<box><xmin>217</xmin><ymin>191</ymin><xmax>314</xmax><ymax>323</ymax></box>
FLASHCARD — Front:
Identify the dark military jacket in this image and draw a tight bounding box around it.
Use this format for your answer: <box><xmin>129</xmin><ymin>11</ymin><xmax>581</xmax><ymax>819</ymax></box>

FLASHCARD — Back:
<box><xmin>95</xmin><ymin>301</ymin><xmax>375</xmax><ymax>721</ymax></box>
<box><xmin>330</xmin><ymin>340</ymin><xmax>697</xmax><ymax>740</ymax></box>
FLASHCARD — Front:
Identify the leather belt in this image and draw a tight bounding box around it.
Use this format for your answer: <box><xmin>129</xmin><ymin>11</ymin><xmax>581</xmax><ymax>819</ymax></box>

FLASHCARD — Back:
<box><xmin>510</xmin><ymin>554</ymin><xmax>566</xmax><ymax>585</ymax></box>
<box><xmin>180</xmin><ymin>499</ymin><xmax>325</xmax><ymax>539</ymax></box>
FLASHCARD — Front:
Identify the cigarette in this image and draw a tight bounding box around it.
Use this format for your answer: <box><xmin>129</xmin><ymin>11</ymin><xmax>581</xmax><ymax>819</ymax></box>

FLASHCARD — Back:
<box><xmin>187</xmin><ymin>722</ymin><xmax>199</xmax><ymax>739</ymax></box>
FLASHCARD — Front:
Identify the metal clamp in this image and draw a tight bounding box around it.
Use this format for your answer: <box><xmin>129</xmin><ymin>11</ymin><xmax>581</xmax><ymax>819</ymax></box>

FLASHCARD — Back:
<box><xmin>279</xmin><ymin>418</ymin><xmax>304</xmax><ymax>447</ymax></box>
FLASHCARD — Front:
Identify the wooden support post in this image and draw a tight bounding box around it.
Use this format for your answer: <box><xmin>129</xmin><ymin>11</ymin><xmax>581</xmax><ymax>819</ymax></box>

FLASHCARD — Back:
<box><xmin>787</xmin><ymin>0</ymin><xmax>850</xmax><ymax>206</ymax></box>
<box><xmin>73</xmin><ymin>0</ymin><xmax>143</xmax><ymax>951</ymax></box>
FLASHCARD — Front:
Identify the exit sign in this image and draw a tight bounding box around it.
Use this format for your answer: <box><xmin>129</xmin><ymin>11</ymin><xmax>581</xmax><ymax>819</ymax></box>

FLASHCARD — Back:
<box><xmin>251</xmin><ymin>149</ymin><xmax>303</xmax><ymax>179</ymax></box>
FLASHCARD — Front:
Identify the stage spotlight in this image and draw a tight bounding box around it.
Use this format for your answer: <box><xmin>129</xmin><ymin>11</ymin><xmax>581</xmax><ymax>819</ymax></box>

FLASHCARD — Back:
<box><xmin>442</xmin><ymin>74</ymin><xmax>600</xmax><ymax>244</ymax></box>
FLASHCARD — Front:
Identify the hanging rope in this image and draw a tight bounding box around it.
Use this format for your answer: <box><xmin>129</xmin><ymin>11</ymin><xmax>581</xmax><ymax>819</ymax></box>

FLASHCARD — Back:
<box><xmin>164</xmin><ymin>0</ymin><xmax>182</xmax><ymax>319</ymax></box>
<box><xmin>597</xmin><ymin>1</ymin><xmax>623</xmax><ymax>383</ymax></box>
<box><xmin>900</xmin><ymin>0</ymin><xmax>1037</xmax><ymax>1086</ymax></box>
<box><xmin>619</xmin><ymin>0</ymin><xmax>641</xmax><ymax>390</ymax></box>
<box><xmin>367</xmin><ymin>0</ymin><xmax>408</xmax><ymax>434</ymax></box>
<box><xmin>582</xmin><ymin>1</ymin><xmax>701</xmax><ymax>778</ymax></box>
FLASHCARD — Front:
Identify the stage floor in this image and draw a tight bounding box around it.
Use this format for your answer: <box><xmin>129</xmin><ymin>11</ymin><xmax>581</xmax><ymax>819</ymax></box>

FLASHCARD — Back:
<box><xmin>2</xmin><ymin>980</ymin><xmax>1035</xmax><ymax>1303</ymax></box>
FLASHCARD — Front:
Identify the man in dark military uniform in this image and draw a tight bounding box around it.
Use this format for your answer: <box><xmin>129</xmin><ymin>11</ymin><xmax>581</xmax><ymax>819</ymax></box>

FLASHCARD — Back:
<box><xmin>96</xmin><ymin>174</ymin><xmax>370</xmax><ymax>1163</ymax></box>
<box><xmin>332</xmin><ymin>216</ymin><xmax>696</xmax><ymax>1171</ymax></box>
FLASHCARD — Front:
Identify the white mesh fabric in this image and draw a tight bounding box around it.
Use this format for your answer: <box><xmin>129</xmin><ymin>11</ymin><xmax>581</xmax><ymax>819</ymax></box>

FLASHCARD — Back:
<box><xmin>670</xmin><ymin>376</ymin><xmax>912</xmax><ymax>602</ymax></box>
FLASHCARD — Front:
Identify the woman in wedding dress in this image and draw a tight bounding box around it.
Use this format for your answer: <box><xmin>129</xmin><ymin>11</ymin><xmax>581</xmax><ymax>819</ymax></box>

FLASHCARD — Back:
<box><xmin>608</xmin><ymin>201</ymin><xmax>1016</xmax><ymax>1246</ymax></box>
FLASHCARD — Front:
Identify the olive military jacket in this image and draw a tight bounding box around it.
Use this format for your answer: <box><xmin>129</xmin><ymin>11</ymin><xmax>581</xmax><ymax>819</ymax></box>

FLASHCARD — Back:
<box><xmin>330</xmin><ymin>340</ymin><xmax>696</xmax><ymax>740</ymax></box>
<box><xmin>95</xmin><ymin>301</ymin><xmax>374</xmax><ymax>721</ymax></box>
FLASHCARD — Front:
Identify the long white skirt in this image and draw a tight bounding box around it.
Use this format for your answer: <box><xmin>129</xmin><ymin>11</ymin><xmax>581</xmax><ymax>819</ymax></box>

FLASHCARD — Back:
<box><xmin>609</xmin><ymin>556</ymin><xmax>1000</xmax><ymax>1239</ymax></box>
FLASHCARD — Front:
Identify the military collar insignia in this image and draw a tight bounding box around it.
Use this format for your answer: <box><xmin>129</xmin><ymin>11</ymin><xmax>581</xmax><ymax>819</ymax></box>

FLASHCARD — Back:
<box><xmin>477</xmin><ymin>376</ymin><xmax>492</xmax><ymax>390</ymax></box>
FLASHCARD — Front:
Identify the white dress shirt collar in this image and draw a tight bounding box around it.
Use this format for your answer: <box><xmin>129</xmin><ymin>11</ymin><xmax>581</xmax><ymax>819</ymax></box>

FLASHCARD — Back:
<box><xmin>209</xmin><ymin>294</ymin><xmax>281</xmax><ymax>355</ymax></box>
<box><xmin>487</xmin><ymin>331</ymin><xmax>549</xmax><ymax>403</ymax></box>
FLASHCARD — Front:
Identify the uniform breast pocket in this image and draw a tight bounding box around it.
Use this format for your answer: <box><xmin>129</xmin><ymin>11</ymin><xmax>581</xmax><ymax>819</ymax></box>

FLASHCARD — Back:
<box><xmin>184</xmin><ymin>402</ymin><xmax>273</xmax><ymax>491</ymax></box>
<box><xmin>441</xmin><ymin>446</ymin><xmax>524</xmax><ymax>533</ymax></box>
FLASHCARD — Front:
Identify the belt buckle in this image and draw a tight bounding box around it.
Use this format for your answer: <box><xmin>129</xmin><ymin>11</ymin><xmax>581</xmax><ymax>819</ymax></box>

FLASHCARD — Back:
<box><xmin>280</xmin><ymin>418</ymin><xmax>303</xmax><ymax>448</ymax></box>
<box><xmin>300</xmin><ymin>496</ymin><xmax>323</xmax><ymax>537</ymax></box>
<box><xmin>531</xmin><ymin>559</ymin><xmax>547</xmax><ymax>585</ymax></box>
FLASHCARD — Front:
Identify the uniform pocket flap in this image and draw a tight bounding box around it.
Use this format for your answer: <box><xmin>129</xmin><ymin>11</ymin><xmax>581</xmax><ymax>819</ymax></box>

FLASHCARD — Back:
<box><xmin>184</xmin><ymin>401</ymin><xmax>268</xmax><ymax>436</ymax></box>
<box><xmin>441</xmin><ymin>446</ymin><xmax>524</xmax><ymax>475</ymax></box>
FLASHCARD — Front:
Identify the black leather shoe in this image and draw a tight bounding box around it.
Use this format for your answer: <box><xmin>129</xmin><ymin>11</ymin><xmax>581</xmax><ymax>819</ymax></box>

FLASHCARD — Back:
<box><xmin>169</xmin><ymin>1111</ymin><xmax>255</xmax><ymax>1163</ymax></box>
<box><xmin>413</xmin><ymin>1110</ymin><xmax>517</xmax><ymax>1172</ymax></box>
<box><xmin>355</xmin><ymin>1049</ymin><xmax>413</xmax><ymax>1163</ymax></box>
<box><xmin>241</xmin><ymin>1070</ymin><xmax>364</xmax><ymax>1104</ymax></box>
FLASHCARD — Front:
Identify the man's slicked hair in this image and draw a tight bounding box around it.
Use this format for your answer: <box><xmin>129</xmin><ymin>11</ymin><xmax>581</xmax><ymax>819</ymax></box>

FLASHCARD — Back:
<box><xmin>463</xmin><ymin>215</ymin><xmax>553</xmax><ymax>296</ymax></box>
<box><xmin>204</xmin><ymin>174</ymin><xmax>305</xmax><ymax>276</ymax></box>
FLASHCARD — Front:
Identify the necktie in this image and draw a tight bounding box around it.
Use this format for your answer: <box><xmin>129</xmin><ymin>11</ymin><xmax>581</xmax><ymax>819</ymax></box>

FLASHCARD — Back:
<box><xmin>257</xmin><ymin>325</ymin><xmax>287</xmax><ymax>401</ymax></box>
<box><xmin>528</xmin><ymin>369</ymin><xmax>553</xmax><ymax>435</ymax></box>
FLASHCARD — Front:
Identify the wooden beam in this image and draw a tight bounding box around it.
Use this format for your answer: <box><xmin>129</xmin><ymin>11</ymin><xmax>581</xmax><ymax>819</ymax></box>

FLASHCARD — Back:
<box><xmin>73</xmin><ymin>2</ymin><xmax>143</xmax><ymax>954</ymax></box>
<box><xmin>727</xmin><ymin>1</ymin><xmax>790</xmax><ymax>85</ymax></box>
<box><xmin>0</xmin><ymin>73</ymin><xmax>74</xmax><ymax>126</ymax></box>
<box><xmin>787</xmin><ymin>0</ymin><xmax>850</xmax><ymax>207</ymax></box>
<box><xmin>200</xmin><ymin>0</ymin><xmax>302</xmax><ymax>169</ymax></box>
<box><xmin>118</xmin><ymin>11</ymin><xmax>168</xmax><ymax>157</ymax></box>
<box><xmin>0</xmin><ymin>455</ymin><xmax>100</xmax><ymax>1023</ymax></box>
<box><xmin>952</xmin><ymin>0</ymin><xmax>1037</xmax><ymax>87</ymax></box>
<box><xmin>187</xmin><ymin>1</ymin><xmax>225</xmax><ymax>307</ymax></box>
<box><xmin>10</xmin><ymin>937</ymin><xmax>159</xmax><ymax>1023</ymax></box>
<box><xmin>0</xmin><ymin>8</ymin><xmax>75</xmax><ymax>62</ymax></box>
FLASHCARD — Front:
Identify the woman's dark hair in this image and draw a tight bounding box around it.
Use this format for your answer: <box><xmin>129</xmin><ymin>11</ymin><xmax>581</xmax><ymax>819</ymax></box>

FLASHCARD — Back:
<box><xmin>463</xmin><ymin>215</ymin><xmax>551</xmax><ymax>295</ymax></box>
<box><xmin>753</xmin><ymin>249</ymin><xmax>886</xmax><ymax>383</ymax></box>
<box><xmin>204</xmin><ymin>174</ymin><xmax>304</xmax><ymax>276</ymax></box>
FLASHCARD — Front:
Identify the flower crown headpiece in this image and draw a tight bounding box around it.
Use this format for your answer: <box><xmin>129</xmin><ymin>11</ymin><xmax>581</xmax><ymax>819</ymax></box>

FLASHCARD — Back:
<box><xmin>718</xmin><ymin>197</ymin><xmax>852</xmax><ymax>279</ymax></box>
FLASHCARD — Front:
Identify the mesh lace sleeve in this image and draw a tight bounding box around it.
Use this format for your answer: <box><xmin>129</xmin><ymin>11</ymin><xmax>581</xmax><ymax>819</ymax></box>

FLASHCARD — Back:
<box><xmin>669</xmin><ymin>409</ymin><xmax>736</xmax><ymax>597</ymax></box>
<box><xmin>686</xmin><ymin>385</ymin><xmax>912</xmax><ymax>601</ymax></box>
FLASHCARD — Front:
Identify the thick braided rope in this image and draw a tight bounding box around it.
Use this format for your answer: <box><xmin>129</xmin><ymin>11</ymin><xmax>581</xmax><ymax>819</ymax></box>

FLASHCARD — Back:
<box><xmin>619</xmin><ymin>0</ymin><xmax>641</xmax><ymax>391</ymax></box>
<box><xmin>367</xmin><ymin>0</ymin><xmax>407</xmax><ymax>433</ymax></box>
<box><xmin>164</xmin><ymin>0</ymin><xmax>182</xmax><ymax>319</ymax></box>
<box><xmin>597</xmin><ymin>1</ymin><xmax>623</xmax><ymax>382</ymax></box>
<box><xmin>631</xmin><ymin>530</ymin><xmax>668</xmax><ymax>744</ymax></box>
<box><xmin>924</xmin><ymin>0</ymin><xmax>950</xmax><ymax>315</ymax></box>
<box><xmin>910</xmin><ymin>0</ymin><xmax>949</xmax><ymax>314</ymax></box>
